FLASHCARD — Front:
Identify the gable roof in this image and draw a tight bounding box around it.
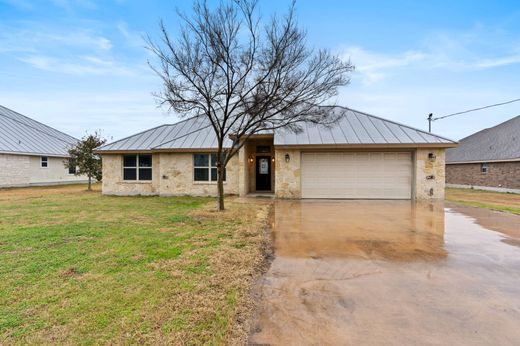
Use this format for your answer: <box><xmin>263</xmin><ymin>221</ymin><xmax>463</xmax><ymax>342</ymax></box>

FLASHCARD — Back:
<box><xmin>0</xmin><ymin>105</ymin><xmax>77</xmax><ymax>157</ymax></box>
<box><xmin>275</xmin><ymin>107</ymin><xmax>456</xmax><ymax>146</ymax></box>
<box><xmin>446</xmin><ymin>115</ymin><xmax>520</xmax><ymax>163</ymax></box>
<box><xmin>97</xmin><ymin>107</ymin><xmax>456</xmax><ymax>152</ymax></box>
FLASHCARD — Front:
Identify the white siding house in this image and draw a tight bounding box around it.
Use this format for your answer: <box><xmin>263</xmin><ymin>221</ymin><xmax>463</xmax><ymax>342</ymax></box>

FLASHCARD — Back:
<box><xmin>0</xmin><ymin>105</ymin><xmax>87</xmax><ymax>188</ymax></box>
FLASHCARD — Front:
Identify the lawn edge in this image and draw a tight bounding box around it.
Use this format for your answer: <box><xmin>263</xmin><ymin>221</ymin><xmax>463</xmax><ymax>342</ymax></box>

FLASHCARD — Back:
<box><xmin>229</xmin><ymin>201</ymin><xmax>274</xmax><ymax>345</ymax></box>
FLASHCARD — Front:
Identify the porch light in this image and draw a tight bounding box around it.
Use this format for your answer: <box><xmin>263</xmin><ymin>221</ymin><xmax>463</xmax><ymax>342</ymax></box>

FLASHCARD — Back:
<box><xmin>428</xmin><ymin>152</ymin><xmax>436</xmax><ymax>162</ymax></box>
<box><xmin>285</xmin><ymin>153</ymin><xmax>290</xmax><ymax>163</ymax></box>
<box><xmin>248</xmin><ymin>155</ymin><xmax>254</xmax><ymax>163</ymax></box>
<box><xmin>272</xmin><ymin>157</ymin><xmax>275</xmax><ymax>163</ymax></box>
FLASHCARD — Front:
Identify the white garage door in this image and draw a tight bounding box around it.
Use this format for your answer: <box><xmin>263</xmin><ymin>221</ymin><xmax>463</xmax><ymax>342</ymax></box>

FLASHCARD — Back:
<box><xmin>301</xmin><ymin>152</ymin><xmax>412</xmax><ymax>199</ymax></box>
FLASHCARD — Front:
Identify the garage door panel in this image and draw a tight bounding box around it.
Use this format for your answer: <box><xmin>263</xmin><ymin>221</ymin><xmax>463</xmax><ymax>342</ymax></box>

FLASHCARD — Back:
<box><xmin>301</xmin><ymin>152</ymin><xmax>412</xmax><ymax>199</ymax></box>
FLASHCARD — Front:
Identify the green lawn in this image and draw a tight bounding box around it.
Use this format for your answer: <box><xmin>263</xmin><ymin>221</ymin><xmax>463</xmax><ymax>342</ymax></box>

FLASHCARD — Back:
<box><xmin>446</xmin><ymin>187</ymin><xmax>520</xmax><ymax>215</ymax></box>
<box><xmin>0</xmin><ymin>184</ymin><xmax>270</xmax><ymax>345</ymax></box>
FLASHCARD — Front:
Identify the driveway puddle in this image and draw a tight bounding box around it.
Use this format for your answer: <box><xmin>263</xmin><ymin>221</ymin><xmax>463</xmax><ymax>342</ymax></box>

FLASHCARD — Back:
<box><xmin>250</xmin><ymin>201</ymin><xmax>520</xmax><ymax>346</ymax></box>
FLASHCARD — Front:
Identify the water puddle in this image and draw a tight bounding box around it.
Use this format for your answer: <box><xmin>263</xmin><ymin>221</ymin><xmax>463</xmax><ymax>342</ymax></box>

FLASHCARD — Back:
<box><xmin>250</xmin><ymin>200</ymin><xmax>520</xmax><ymax>346</ymax></box>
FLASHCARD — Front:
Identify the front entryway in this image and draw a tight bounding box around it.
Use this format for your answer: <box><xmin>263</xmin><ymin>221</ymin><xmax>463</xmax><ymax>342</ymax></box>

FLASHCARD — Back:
<box><xmin>255</xmin><ymin>156</ymin><xmax>272</xmax><ymax>191</ymax></box>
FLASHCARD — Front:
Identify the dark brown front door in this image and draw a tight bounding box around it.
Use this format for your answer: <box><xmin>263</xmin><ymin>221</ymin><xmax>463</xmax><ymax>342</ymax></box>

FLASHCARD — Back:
<box><xmin>256</xmin><ymin>156</ymin><xmax>272</xmax><ymax>191</ymax></box>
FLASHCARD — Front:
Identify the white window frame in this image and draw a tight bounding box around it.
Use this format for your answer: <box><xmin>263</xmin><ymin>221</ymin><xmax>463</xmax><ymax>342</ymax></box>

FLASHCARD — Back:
<box><xmin>480</xmin><ymin>163</ymin><xmax>488</xmax><ymax>174</ymax></box>
<box><xmin>41</xmin><ymin>156</ymin><xmax>48</xmax><ymax>168</ymax></box>
<box><xmin>193</xmin><ymin>153</ymin><xmax>226</xmax><ymax>182</ymax></box>
<box><xmin>122</xmin><ymin>154</ymin><xmax>152</xmax><ymax>181</ymax></box>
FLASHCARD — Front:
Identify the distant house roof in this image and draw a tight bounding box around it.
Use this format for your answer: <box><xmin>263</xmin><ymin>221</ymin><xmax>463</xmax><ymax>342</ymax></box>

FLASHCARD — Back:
<box><xmin>0</xmin><ymin>105</ymin><xmax>77</xmax><ymax>157</ymax></box>
<box><xmin>97</xmin><ymin>107</ymin><xmax>456</xmax><ymax>152</ymax></box>
<box><xmin>446</xmin><ymin>115</ymin><xmax>520</xmax><ymax>163</ymax></box>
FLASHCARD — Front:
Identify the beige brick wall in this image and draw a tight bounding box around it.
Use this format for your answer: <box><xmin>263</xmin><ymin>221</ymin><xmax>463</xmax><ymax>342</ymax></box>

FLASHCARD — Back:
<box><xmin>102</xmin><ymin>152</ymin><xmax>239</xmax><ymax>196</ymax></box>
<box><xmin>274</xmin><ymin>149</ymin><xmax>301</xmax><ymax>198</ymax></box>
<box><xmin>158</xmin><ymin>152</ymin><xmax>239</xmax><ymax>196</ymax></box>
<box><xmin>0</xmin><ymin>154</ymin><xmax>30</xmax><ymax>186</ymax></box>
<box><xmin>0</xmin><ymin>154</ymin><xmax>85</xmax><ymax>187</ymax></box>
<box><xmin>415</xmin><ymin>149</ymin><xmax>446</xmax><ymax>199</ymax></box>
<box><xmin>101</xmin><ymin>154</ymin><xmax>160</xmax><ymax>195</ymax></box>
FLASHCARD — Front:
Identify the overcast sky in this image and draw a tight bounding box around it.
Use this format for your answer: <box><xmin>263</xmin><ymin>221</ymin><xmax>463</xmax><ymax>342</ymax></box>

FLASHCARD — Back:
<box><xmin>1</xmin><ymin>0</ymin><xmax>520</xmax><ymax>142</ymax></box>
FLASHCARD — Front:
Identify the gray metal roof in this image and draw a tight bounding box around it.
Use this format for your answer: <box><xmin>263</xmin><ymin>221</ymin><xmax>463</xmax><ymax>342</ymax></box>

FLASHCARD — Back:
<box><xmin>0</xmin><ymin>105</ymin><xmax>77</xmax><ymax>157</ymax></box>
<box><xmin>446</xmin><ymin>115</ymin><xmax>520</xmax><ymax>163</ymax></box>
<box><xmin>98</xmin><ymin>107</ymin><xmax>455</xmax><ymax>152</ymax></box>
<box><xmin>275</xmin><ymin>107</ymin><xmax>456</xmax><ymax>146</ymax></box>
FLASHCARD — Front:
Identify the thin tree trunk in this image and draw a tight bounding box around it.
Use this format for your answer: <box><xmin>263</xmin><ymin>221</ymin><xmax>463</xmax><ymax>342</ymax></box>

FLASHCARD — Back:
<box><xmin>217</xmin><ymin>162</ymin><xmax>225</xmax><ymax>211</ymax></box>
<box><xmin>88</xmin><ymin>175</ymin><xmax>92</xmax><ymax>191</ymax></box>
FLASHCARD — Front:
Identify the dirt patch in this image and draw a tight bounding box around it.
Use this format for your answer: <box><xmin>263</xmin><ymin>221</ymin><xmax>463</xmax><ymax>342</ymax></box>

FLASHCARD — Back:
<box><xmin>59</xmin><ymin>267</ymin><xmax>82</xmax><ymax>278</ymax></box>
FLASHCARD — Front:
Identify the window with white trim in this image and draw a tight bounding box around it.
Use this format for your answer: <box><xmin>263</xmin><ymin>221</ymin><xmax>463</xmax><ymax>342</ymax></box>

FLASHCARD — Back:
<box><xmin>480</xmin><ymin>163</ymin><xmax>488</xmax><ymax>174</ymax></box>
<box><xmin>193</xmin><ymin>154</ymin><xmax>226</xmax><ymax>182</ymax></box>
<box><xmin>123</xmin><ymin>155</ymin><xmax>152</xmax><ymax>181</ymax></box>
<box><xmin>41</xmin><ymin>156</ymin><xmax>48</xmax><ymax>168</ymax></box>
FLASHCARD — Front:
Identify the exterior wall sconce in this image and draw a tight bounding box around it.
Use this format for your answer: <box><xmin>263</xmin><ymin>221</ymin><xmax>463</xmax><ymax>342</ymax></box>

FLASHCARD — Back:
<box><xmin>285</xmin><ymin>153</ymin><xmax>290</xmax><ymax>163</ymax></box>
<box><xmin>271</xmin><ymin>157</ymin><xmax>275</xmax><ymax>163</ymax></box>
<box><xmin>428</xmin><ymin>152</ymin><xmax>436</xmax><ymax>162</ymax></box>
<box><xmin>248</xmin><ymin>155</ymin><xmax>254</xmax><ymax>164</ymax></box>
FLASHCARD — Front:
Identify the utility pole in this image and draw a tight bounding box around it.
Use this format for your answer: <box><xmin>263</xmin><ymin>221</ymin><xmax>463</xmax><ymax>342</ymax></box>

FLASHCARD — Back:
<box><xmin>427</xmin><ymin>113</ymin><xmax>433</xmax><ymax>132</ymax></box>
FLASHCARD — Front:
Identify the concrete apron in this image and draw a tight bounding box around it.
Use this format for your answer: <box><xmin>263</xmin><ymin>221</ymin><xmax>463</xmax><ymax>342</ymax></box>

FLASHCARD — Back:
<box><xmin>249</xmin><ymin>200</ymin><xmax>520</xmax><ymax>346</ymax></box>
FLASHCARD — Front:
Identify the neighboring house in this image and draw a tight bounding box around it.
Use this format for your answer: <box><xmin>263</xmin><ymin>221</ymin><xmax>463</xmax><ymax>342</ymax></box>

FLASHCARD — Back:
<box><xmin>446</xmin><ymin>115</ymin><xmax>520</xmax><ymax>193</ymax></box>
<box><xmin>96</xmin><ymin>107</ymin><xmax>456</xmax><ymax>200</ymax></box>
<box><xmin>0</xmin><ymin>105</ymin><xmax>86</xmax><ymax>188</ymax></box>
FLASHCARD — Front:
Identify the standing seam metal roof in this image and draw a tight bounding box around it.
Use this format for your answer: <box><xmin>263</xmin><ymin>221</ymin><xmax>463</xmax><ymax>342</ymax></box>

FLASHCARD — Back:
<box><xmin>0</xmin><ymin>105</ymin><xmax>78</xmax><ymax>157</ymax></box>
<box><xmin>97</xmin><ymin>106</ymin><xmax>456</xmax><ymax>152</ymax></box>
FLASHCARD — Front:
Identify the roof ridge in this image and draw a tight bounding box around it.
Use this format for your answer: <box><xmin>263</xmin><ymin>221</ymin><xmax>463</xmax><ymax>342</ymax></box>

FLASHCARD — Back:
<box><xmin>0</xmin><ymin>105</ymin><xmax>78</xmax><ymax>146</ymax></box>
<box><xmin>329</xmin><ymin>105</ymin><xmax>457</xmax><ymax>143</ymax></box>
<box><xmin>458</xmin><ymin>114</ymin><xmax>520</xmax><ymax>142</ymax></box>
<box><xmin>97</xmin><ymin>114</ymin><xmax>203</xmax><ymax>150</ymax></box>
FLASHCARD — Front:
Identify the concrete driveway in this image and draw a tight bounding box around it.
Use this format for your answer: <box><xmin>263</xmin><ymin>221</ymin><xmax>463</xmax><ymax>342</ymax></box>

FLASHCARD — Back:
<box><xmin>249</xmin><ymin>200</ymin><xmax>520</xmax><ymax>346</ymax></box>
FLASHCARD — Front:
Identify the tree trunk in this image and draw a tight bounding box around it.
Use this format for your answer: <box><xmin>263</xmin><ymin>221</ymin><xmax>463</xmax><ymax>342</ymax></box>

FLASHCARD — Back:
<box><xmin>88</xmin><ymin>175</ymin><xmax>92</xmax><ymax>191</ymax></box>
<box><xmin>217</xmin><ymin>161</ymin><xmax>225</xmax><ymax>211</ymax></box>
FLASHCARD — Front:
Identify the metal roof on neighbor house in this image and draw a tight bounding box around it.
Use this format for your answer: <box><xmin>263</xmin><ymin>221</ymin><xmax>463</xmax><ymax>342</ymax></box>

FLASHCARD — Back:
<box><xmin>446</xmin><ymin>115</ymin><xmax>520</xmax><ymax>163</ymax></box>
<box><xmin>97</xmin><ymin>107</ymin><xmax>456</xmax><ymax>152</ymax></box>
<box><xmin>0</xmin><ymin>105</ymin><xmax>78</xmax><ymax>157</ymax></box>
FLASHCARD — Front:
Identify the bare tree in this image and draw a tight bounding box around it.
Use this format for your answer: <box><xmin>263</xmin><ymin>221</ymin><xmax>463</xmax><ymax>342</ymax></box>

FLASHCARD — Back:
<box><xmin>147</xmin><ymin>0</ymin><xmax>353</xmax><ymax>210</ymax></box>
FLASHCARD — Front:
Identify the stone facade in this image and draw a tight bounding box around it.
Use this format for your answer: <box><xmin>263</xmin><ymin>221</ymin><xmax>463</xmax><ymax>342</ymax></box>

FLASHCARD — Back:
<box><xmin>0</xmin><ymin>153</ymin><xmax>86</xmax><ymax>188</ymax></box>
<box><xmin>274</xmin><ymin>149</ymin><xmax>301</xmax><ymax>198</ymax></box>
<box><xmin>415</xmin><ymin>148</ymin><xmax>446</xmax><ymax>200</ymax></box>
<box><xmin>446</xmin><ymin>161</ymin><xmax>520</xmax><ymax>190</ymax></box>
<box><xmin>102</xmin><ymin>152</ymin><xmax>240</xmax><ymax>196</ymax></box>
<box><xmin>102</xmin><ymin>147</ymin><xmax>447</xmax><ymax>200</ymax></box>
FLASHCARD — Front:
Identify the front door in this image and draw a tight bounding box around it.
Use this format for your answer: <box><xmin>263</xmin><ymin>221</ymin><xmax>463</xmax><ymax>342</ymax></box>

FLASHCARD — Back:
<box><xmin>256</xmin><ymin>156</ymin><xmax>272</xmax><ymax>191</ymax></box>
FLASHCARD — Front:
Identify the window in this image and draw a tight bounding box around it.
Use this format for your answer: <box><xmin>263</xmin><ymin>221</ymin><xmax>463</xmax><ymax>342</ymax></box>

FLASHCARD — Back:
<box><xmin>193</xmin><ymin>154</ymin><xmax>226</xmax><ymax>182</ymax></box>
<box><xmin>41</xmin><ymin>156</ymin><xmax>48</xmax><ymax>168</ymax></box>
<box><xmin>480</xmin><ymin>163</ymin><xmax>488</xmax><ymax>174</ymax></box>
<box><xmin>68</xmin><ymin>158</ymin><xmax>77</xmax><ymax>175</ymax></box>
<box><xmin>256</xmin><ymin>145</ymin><xmax>271</xmax><ymax>153</ymax></box>
<box><xmin>123</xmin><ymin>155</ymin><xmax>152</xmax><ymax>181</ymax></box>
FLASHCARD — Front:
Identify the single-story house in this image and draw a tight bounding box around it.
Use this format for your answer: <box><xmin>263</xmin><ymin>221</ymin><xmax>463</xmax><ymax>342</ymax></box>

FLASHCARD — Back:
<box><xmin>96</xmin><ymin>107</ymin><xmax>457</xmax><ymax>200</ymax></box>
<box><xmin>446</xmin><ymin>115</ymin><xmax>520</xmax><ymax>193</ymax></box>
<box><xmin>0</xmin><ymin>105</ymin><xmax>86</xmax><ymax>188</ymax></box>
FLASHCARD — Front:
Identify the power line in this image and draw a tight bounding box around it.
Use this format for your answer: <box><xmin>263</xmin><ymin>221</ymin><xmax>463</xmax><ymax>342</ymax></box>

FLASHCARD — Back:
<box><xmin>432</xmin><ymin>97</ymin><xmax>520</xmax><ymax>121</ymax></box>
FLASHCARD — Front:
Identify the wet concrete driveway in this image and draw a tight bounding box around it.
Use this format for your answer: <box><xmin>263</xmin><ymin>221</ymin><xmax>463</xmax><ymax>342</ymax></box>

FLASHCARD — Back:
<box><xmin>250</xmin><ymin>200</ymin><xmax>520</xmax><ymax>346</ymax></box>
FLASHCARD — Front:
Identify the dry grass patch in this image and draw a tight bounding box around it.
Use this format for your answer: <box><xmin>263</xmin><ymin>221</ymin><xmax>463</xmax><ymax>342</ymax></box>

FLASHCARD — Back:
<box><xmin>0</xmin><ymin>185</ymin><xmax>272</xmax><ymax>345</ymax></box>
<box><xmin>446</xmin><ymin>188</ymin><xmax>520</xmax><ymax>215</ymax></box>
